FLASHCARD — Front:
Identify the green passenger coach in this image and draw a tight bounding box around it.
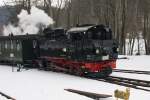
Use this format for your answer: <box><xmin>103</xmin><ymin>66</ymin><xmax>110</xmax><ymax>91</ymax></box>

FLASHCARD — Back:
<box><xmin>0</xmin><ymin>34</ymin><xmax>39</xmax><ymax>66</ymax></box>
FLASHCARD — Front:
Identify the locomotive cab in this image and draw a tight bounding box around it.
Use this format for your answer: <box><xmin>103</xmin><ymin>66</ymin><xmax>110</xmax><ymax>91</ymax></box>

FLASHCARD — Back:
<box><xmin>66</xmin><ymin>24</ymin><xmax>118</xmax><ymax>77</ymax></box>
<box><xmin>67</xmin><ymin>24</ymin><xmax>118</xmax><ymax>61</ymax></box>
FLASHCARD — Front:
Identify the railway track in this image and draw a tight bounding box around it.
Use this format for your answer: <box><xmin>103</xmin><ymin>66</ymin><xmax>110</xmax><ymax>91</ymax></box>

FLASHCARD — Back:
<box><xmin>0</xmin><ymin>91</ymin><xmax>16</xmax><ymax>100</ymax></box>
<box><xmin>113</xmin><ymin>69</ymin><xmax>150</xmax><ymax>75</ymax></box>
<box><xmin>96</xmin><ymin>76</ymin><xmax>150</xmax><ymax>92</ymax></box>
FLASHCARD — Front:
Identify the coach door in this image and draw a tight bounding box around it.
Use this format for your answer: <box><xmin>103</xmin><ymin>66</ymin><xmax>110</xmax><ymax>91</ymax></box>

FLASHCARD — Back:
<box><xmin>32</xmin><ymin>40</ymin><xmax>40</xmax><ymax>58</ymax></box>
<box><xmin>22</xmin><ymin>39</ymin><xmax>40</xmax><ymax>61</ymax></box>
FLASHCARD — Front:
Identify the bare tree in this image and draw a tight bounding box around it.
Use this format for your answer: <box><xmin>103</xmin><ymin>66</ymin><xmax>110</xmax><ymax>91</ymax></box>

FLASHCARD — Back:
<box><xmin>2</xmin><ymin>0</ymin><xmax>150</xmax><ymax>55</ymax></box>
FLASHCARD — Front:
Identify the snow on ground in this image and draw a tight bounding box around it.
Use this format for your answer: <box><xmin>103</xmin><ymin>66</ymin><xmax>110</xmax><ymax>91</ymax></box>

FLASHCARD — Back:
<box><xmin>117</xmin><ymin>55</ymin><xmax>150</xmax><ymax>71</ymax></box>
<box><xmin>0</xmin><ymin>55</ymin><xmax>150</xmax><ymax>100</ymax></box>
<box><xmin>0</xmin><ymin>95</ymin><xmax>9</xmax><ymax>100</ymax></box>
<box><xmin>112</xmin><ymin>55</ymin><xmax>150</xmax><ymax>83</ymax></box>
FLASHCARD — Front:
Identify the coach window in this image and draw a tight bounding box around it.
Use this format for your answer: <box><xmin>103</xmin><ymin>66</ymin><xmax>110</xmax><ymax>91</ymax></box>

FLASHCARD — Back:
<box><xmin>14</xmin><ymin>40</ymin><xmax>17</xmax><ymax>50</ymax></box>
<box><xmin>1</xmin><ymin>41</ymin><xmax>4</xmax><ymax>50</ymax></box>
<box><xmin>8</xmin><ymin>41</ymin><xmax>11</xmax><ymax>49</ymax></box>
<box><xmin>5</xmin><ymin>41</ymin><xmax>8</xmax><ymax>49</ymax></box>
<box><xmin>11</xmin><ymin>40</ymin><xmax>13</xmax><ymax>50</ymax></box>
<box><xmin>0</xmin><ymin>43</ymin><xmax>1</xmax><ymax>52</ymax></box>
<box><xmin>17</xmin><ymin>41</ymin><xmax>21</xmax><ymax>51</ymax></box>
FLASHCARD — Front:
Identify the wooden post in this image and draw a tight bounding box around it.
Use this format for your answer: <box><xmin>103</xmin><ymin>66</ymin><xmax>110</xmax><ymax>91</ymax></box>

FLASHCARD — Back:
<box><xmin>0</xmin><ymin>91</ymin><xmax>16</xmax><ymax>100</ymax></box>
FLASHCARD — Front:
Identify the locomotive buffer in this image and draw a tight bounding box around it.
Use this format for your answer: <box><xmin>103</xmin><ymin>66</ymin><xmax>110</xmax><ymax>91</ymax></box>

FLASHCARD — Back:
<box><xmin>65</xmin><ymin>89</ymin><xmax>112</xmax><ymax>100</ymax></box>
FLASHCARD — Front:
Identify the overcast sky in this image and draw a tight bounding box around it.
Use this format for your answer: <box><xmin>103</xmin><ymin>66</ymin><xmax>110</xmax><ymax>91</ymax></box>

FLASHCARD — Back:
<box><xmin>0</xmin><ymin>0</ymin><xmax>17</xmax><ymax>6</ymax></box>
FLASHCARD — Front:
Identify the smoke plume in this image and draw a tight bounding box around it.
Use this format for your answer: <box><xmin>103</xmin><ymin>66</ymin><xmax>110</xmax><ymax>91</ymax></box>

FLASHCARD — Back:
<box><xmin>3</xmin><ymin>6</ymin><xmax>54</xmax><ymax>36</ymax></box>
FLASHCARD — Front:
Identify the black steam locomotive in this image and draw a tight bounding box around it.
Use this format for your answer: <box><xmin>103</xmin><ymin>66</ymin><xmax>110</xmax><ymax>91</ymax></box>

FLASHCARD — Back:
<box><xmin>0</xmin><ymin>24</ymin><xmax>118</xmax><ymax>77</ymax></box>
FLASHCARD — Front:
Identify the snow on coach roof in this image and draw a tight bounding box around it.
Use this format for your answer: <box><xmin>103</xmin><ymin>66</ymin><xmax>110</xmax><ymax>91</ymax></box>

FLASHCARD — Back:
<box><xmin>67</xmin><ymin>24</ymin><xmax>106</xmax><ymax>33</ymax></box>
<box><xmin>67</xmin><ymin>26</ymin><xmax>94</xmax><ymax>32</ymax></box>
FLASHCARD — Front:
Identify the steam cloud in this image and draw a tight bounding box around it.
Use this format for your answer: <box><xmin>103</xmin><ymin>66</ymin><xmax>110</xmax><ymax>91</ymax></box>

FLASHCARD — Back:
<box><xmin>3</xmin><ymin>6</ymin><xmax>54</xmax><ymax>36</ymax></box>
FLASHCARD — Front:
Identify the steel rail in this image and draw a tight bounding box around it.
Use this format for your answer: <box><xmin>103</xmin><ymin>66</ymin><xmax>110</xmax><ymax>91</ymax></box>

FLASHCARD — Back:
<box><xmin>113</xmin><ymin>69</ymin><xmax>150</xmax><ymax>75</ymax></box>
<box><xmin>0</xmin><ymin>91</ymin><xmax>16</xmax><ymax>100</ymax></box>
<box><xmin>95</xmin><ymin>76</ymin><xmax>150</xmax><ymax>92</ymax></box>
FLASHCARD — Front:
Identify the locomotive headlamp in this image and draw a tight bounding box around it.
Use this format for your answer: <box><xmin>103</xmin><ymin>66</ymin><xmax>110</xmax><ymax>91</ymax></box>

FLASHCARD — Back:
<box><xmin>96</xmin><ymin>49</ymin><xmax>100</xmax><ymax>54</ymax></box>
<box><xmin>63</xmin><ymin>48</ymin><xmax>67</xmax><ymax>52</ymax></box>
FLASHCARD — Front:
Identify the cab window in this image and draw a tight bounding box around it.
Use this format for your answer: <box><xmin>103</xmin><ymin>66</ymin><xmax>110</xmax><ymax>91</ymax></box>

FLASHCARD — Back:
<box><xmin>87</xmin><ymin>27</ymin><xmax>112</xmax><ymax>40</ymax></box>
<box><xmin>69</xmin><ymin>32</ymin><xmax>85</xmax><ymax>40</ymax></box>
